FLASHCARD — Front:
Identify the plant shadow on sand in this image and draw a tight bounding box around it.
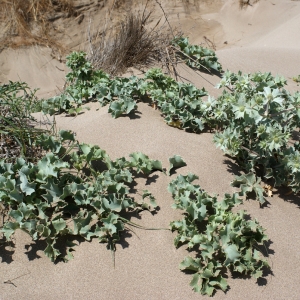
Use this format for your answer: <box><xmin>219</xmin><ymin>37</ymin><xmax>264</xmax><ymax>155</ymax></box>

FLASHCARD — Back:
<box><xmin>120</xmin><ymin>110</ymin><xmax>142</xmax><ymax>120</ymax></box>
<box><xmin>0</xmin><ymin>239</ymin><xmax>15</xmax><ymax>264</ymax></box>
<box><xmin>275</xmin><ymin>187</ymin><xmax>300</xmax><ymax>209</ymax></box>
<box><xmin>22</xmin><ymin>232</ymin><xmax>133</xmax><ymax>264</ymax></box>
<box><xmin>223</xmin><ymin>158</ymin><xmax>243</xmax><ymax>177</ymax></box>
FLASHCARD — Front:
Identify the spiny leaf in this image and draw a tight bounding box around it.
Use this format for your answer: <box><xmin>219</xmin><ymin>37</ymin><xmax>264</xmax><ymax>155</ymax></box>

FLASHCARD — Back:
<box><xmin>224</xmin><ymin>244</ymin><xmax>240</xmax><ymax>265</ymax></box>
<box><xmin>170</xmin><ymin>174</ymin><xmax>269</xmax><ymax>296</ymax></box>
<box><xmin>168</xmin><ymin>155</ymin><xmax>187</xmax><ymax>175</ymax></box>
<box><xmin>19</xmin><ymin>171</ymin><xmax>36</xmax><ymax>196</ymax></box>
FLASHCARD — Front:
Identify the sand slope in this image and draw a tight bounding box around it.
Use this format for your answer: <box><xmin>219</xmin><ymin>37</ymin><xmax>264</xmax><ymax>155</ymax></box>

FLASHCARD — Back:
<box><xmin>1</xmin><ymin>1</ymin><xmax>300</xmax><ymax>299</ymax></box>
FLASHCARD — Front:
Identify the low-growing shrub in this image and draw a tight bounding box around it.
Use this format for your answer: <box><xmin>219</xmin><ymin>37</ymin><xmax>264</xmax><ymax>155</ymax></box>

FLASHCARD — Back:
<box><xmin>169</xmin><ymin>174</ymin><xmax>269</xmax><ymax>296</ymax></box>
<box><xmin>0</xmin><ymin>130</ymin><xmax>186</xmax><ymax>261</ymax></box>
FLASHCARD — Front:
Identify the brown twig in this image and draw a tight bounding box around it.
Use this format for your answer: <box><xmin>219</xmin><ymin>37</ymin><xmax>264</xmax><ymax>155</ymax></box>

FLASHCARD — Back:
<box><xmin>4</xmin><ymin>272</ymin><xmax>31</xmax><ymax>288</ymax></box>
<box><xmin>154</xmin><ymin>0</ymin><xmax>175</xmax><ymax>39</ymax></box>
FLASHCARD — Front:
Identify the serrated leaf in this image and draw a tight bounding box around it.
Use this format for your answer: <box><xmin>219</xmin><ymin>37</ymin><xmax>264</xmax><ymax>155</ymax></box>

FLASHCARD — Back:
<box><xmin>44</xmin><ymin>241</ymin><xmax>61</xmax><ymax>261</ymax></box>
<box><xmin>2</xmin><ymin>222</ymin><xmax>19</xmax><ymax>240</ymax></box>
<box><xmin>52</xmin><ymin>218</ymin><xmax>66</xmax><ymax>233</ymax></box>
<box><xmin>9</xmin><ymin>189</ymin><xmax>23</xmax><ymax>202</ymax></box>
<box><xmin>224</xmin><ymin>244</ymin><xmax>240</xmax><ymax>264</ymax></box>
<box><xmin>151</xmin><ymin>160</ymin><xmax>163</xmax><ymax>172</ymax></box>
<box><xmin>180</xmin><ymin>256</ymin><xmax>200</xmax><ymax>271</ymax></box>
<box><xmin>59</xmin><ymin>130</ymin><xmax>75</xmax><ymax>141</ymax></box>
<box><xmin>168</xmin><ymin>155</ymin><xmax>187</xmax><ymax>175</ymax></box>
<box><xmin>9</xmin><ymin>209</ymin><xmax>23</xmax><ymax>223</ymax></box>
<box><xmin>190</xmin><ymin>273</ymin><xmax>202</xmax><ymax>293</ymax></box>
<box><xmin>19</xmin><ymin>171</ymin><xmax>36</xmax><ymax>196</ymax></box>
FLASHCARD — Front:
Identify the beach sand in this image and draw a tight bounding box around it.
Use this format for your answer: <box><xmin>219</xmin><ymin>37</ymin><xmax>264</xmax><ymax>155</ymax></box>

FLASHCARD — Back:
<box><xmin>1</xmin><ymin>1</ymin><xmax>300</xmax><ymax>299</ymax></box>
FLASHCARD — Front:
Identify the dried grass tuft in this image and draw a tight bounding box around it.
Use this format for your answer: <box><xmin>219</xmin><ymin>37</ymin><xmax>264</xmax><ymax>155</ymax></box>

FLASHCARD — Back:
<box><xmin>0</xmin><ymin>0</ymin><xmax>75</xmax><ymax>52</ymax></box>
<box><xmin>88</xmin><ymin>3</ymin><xmax>180</xmax><ymax>76</ymax></box>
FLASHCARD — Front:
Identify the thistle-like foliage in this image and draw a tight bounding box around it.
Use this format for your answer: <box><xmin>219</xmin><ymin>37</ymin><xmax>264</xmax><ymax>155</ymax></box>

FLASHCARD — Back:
<box><xmin>0</xmin><ymin>131</ymin><xmax>163</xmax><ymax>261</ymax></box>
<box><xmin>172</xmin><ymin>36</ymin><xmax>223</xmax><ymax>73</ymax></box>
<box><xmin>40</xmin><ymin>41</ymin><xmax>219</xmax><ymax>119</ymax></box>
<box><xmin>211</xmin><ymin>71</ymin><xmax>300</xmax><ymax>194</ymax></box>
<box><xmin>169</xmin><ymin>174</ymin><xmax>269</xmax><ymax>296</ymax></box>
<box><xmin>41</xmin><ymin>52</ymin><xmax>300</xmax><ymax>200</ymax></box>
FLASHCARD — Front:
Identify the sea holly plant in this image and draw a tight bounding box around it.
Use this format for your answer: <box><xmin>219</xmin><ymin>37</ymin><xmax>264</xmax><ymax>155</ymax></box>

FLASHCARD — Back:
<box><xmin>210</xmin><ymin>71</ymin><xmax>300</xmax><ymax>201</ymax></box>
<box><xmin>41</xmin><ymin>51</ymin><xmax>142</xmax><ymax>117</ymax></box>
<box><xmin>143</xmin><ymin>68</ymin><xmax>208</xmax><ymax>132</ymax></box>
<box><xmin>0</xmin><ymin>130</ymin><xmax>185</xmax><ymax>262</ymax></box>
<box><xmin>172</xmin><ymin>36</ymin><xmax>223</xmax><ymax>73</ymax></box>
<box><xmin>40</xmin><ymin>53</ymin><xmax>300</xmax><ymax>202</ymax></box>
<box><xmin>40</xmin><ymin>37</ymin><xmax>220</xmax><ymax>119</ymax></box>
<box><xmin>41</xmin><ymin>52</ymin><xmax>210</xmax><ymax>131</ymax></box>
<box><xmin>231</xmin><ymin>173</ymin><xmax>267</xmax><ymax>205</ymax></box>
<box><xmin>169</xmin><ymin>174</ymin><xmax>269</xmax><ymax>296</ymax></box>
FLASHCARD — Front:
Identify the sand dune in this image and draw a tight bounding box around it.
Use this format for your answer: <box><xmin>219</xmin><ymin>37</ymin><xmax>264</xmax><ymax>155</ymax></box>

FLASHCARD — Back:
<box><xmin>1</xmin><ymin>1</ymin><xmax>300</xmax><ymax>299</ymax></box>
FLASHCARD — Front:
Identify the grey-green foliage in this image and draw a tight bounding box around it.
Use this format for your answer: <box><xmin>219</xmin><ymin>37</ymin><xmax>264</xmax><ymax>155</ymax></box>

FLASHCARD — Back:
<box><xmin>172</xmin><ymin>36</ymin><xmax>223</xmax><ymax>73</ymax></box>
<box><xmin>0</xmin><ymin>130</ymin><xmax>168</xmax><ymax>262</ymax></box>
<box><xmin>210</xmin><ymin>71</ymin><xmax>300</xmax><ymax>195</ymax></box>
<box><xmin>143</xmin><ymin>68</ymin><xmax>208</xmax><ymax>132</ymax></box>
<box><xmin>169</xmin><ymin>174</ymin><xmax>269</xmax><ymax>296</ymax></box>
<box><xmin>231</xmin><ymin>173</ymin><xmax>267</xmax><ymax>205</ymax></box>
<box><xmin>40</xmin><ymin>42</ymin><xmax>219</xmax><ymax>120</ymax></box>
<box><xmin>40</xmin><ymin>52</ymin><xmax>209</xmax><ymax>131</ymax></box>
<box><xmin>40</xmin><ymin>51</ymin><xmax>140</xmax><ymax>117</ymax></box>
<box><xmin>40</xmin><ymin>52</ymin><xmax>300</xmax><ymax>201</ymax></box>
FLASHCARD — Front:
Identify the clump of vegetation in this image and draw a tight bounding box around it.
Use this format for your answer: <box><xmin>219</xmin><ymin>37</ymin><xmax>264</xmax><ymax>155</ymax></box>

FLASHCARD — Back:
<box><xmin>0</xmin><ymin>78</ymin><xmax>189</xmax><ymax>263</ymax></box>
<box><xmin>212</xmin><ymin>71</ymin><xmax>300</xmax><ymax>198</ymax></box>
<box><xmin>87</xmin><ymin>1</ymin><xmax>221</xmax><ymax>76</ymax></box>
<box><xmin>41</xmin><ymin>49</ymin><xmax>221</xmax><ymax>117</ymax></box>
<box><xmin>172</xmin><ymin>36</ymin><xmax>222</xmax><ymax>73</ymax></box>
<box><xmin>0</xmin><ymin>40</ymin><xmax>275</xmax><ymax>296</ymax></box>
<box><xmin>169</xmin><ymin>174</ymin><xmax>269</xmax><ymax>296</ymax></box>
<box><xmin>0</xmin><ymin>81</ymin><xmax>48</xmax><ymax>162</ymax></box>
<box><xmin>0</xmin><ymin>129</ymin><xmax>167</xmax><ymax>262</ymax></box>
<box><xmin>0</xmin><ymin>0</ymin><xmax>75</xmax><ymax>51</ymax></box>
<box><xmin>41</xmin><ymin>51</ymin><xmax>300</xmax><ymax>203</ymax></box>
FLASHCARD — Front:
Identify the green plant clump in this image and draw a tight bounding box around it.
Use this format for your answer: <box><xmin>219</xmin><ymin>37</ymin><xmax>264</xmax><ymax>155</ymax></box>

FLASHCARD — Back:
<box><xmin>41</xmin><ymin>52</ymin><xmax>211</xmax><ymax>132</ymax></box>
<box><xmin>41</xmin><ymin>52</ymin><xmax>300</xmax><ymax>202</ymax></box>
<box><xmin>41</xmin><ymin>51</ymin><xmax>142</xmax><ymax>117</ymax></box>
<box><xmin>169</xmin><ymin>174</ymin><xmax>269</xmax><ymax>296</ymax></box>
<box><xmin>40</xmin><ymin>40</ymin><xmax>222</xmax><ymax>119</ymax></box>
<box><xmin>210</xmin><ymin>71</ymin><xmax>300</xmax><ymax>200</ymax></box>
<box><xmin>0</xmin><ymin>130</ymin><xmax>183</xmax><ymax>261</ymax></box>
<box><xmin>0</xmin><ymin>49</ymin><xmax>275</xmax><ymax>296</ymax></box>
<box><xmin>172</xmin><ymin>36</ymin><xmax>223</xmax><ymax>73</ymax></box>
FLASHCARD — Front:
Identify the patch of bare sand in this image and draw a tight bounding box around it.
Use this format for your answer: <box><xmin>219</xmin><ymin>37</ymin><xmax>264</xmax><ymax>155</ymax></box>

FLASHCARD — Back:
<box><xmin>0</xmin><ymin>47</ymin><xmax>66</xmax><ymax>98</ymax></box>
<box><xmin>1</xmin><ymin>1</ymin><xmax>300</xmax><ymax>299</ymax></box>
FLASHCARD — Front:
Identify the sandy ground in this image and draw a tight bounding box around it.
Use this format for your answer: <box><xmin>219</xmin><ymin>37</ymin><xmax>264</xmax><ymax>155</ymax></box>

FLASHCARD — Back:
<box><xmin>1</xmin><ymin>0</ymin><xmax>300</xmax><ymax>299</ymax></box>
